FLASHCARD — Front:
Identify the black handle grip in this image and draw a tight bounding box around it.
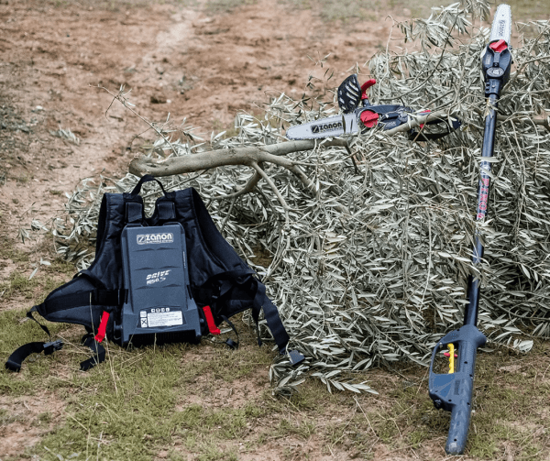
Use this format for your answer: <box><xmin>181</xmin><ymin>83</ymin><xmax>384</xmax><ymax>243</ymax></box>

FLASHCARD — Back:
<box><xmin>445</xmin><ymin>388</ymin><xmax>473</xmax><ymax>454</ymax></box>
<box><xmin>429</xmin><ymin>325</ymin><xmax>487</xmax><ymax>455</ymax></box>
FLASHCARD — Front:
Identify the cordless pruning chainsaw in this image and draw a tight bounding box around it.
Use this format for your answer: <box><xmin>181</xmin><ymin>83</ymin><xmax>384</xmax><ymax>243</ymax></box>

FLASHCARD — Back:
<box><xmin>428</xmin><ymin>4</ymin><xmax>513</xmax><ymax>455</ymax></box>
<box><xmin>285</xmin><ymin>76</ymin><xmax>460</xmax><ymax>140</ymax></box>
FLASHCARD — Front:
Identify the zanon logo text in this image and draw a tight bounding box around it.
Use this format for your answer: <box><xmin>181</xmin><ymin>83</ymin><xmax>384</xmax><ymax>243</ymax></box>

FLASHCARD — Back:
<box><xmin>137</xmin><ymin>233</ymin><xmax>174</xmax><ymax>245</ymax></box>
<box><xmin>311</xmin><ymin>121</ymin><xmax>342</xmax><ymax>134</ymax></box>
<box><xmin>497</xmin><ymin>20</ymin><xmax>506</xmax><ymax>36</ymax></box>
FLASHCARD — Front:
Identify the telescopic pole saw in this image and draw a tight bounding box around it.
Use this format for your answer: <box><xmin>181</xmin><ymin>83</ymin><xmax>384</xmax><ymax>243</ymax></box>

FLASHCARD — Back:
<box><xmin>428</xmin><ymin>4</ymin><xmax>513</xmax><ymax>455</ymax></box>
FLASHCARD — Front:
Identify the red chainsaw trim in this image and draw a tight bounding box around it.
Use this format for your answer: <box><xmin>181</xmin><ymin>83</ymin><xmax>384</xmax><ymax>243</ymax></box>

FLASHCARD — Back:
<box><xmin>419</xmin><ymin>109</ymin><xmax>431</xmax><ymax>129</ymax></box>
<box><xmin>489</xmin><ymin>39</ymin><xmax>508</xmax><ymax>53</ymax></box>
<box><xmin>203</xmin><ymin>305</ymin><xmax>221</xmax><ymax>335</ymax></box>
<box><xmin>360</xmin><ymin>79</ymin><xmax>376</xmax><ymax>100</ymax></box>
<box><xmin>360</xmin><ymin>110</ymin><xmax>379</xmax><ymax>128</ymax></box>
<box><xmin>94</xmin><ymin>311</ymin><xmax>110</xmax><ymax>343</ymax></box>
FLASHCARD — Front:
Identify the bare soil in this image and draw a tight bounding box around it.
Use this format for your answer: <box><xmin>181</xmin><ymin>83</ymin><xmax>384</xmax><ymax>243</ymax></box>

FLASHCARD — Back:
<box><xmin>0</xmin><ymin>0</ymin><xmax>396</xmax><ymax>232</ymax></box>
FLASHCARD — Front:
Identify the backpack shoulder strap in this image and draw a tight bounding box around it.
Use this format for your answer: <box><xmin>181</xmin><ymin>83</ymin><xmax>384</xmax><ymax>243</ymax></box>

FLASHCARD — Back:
<box><xmin>173</xmin><ymin>188</ymin><xmax>304</xmax><ymax>364</ymax></box>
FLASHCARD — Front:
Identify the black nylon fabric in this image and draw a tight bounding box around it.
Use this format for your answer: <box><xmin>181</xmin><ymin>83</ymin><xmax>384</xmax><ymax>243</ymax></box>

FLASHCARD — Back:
<box><xmin>170</xmin><ymin>188</ymin><xmax>290</xmax><ymax>352</ymax></box>
<box><xmin>5</xmin><ymin>340</ymin><xmax>63</xmax><ymax>372</ymax></box>
<box><xmin>173</xmin><ymin>189</ymin><xmax>247</xmax><ymax>292</ymax></box>
<box><xmin>35</xmin><ymin>193</ymin><xmax>131</xmax><ymax>332</ymax></box>
<box><xmin>27</xmin><ymin>184</ymin><xmax>291</xmax><ymax>353</ymax></box>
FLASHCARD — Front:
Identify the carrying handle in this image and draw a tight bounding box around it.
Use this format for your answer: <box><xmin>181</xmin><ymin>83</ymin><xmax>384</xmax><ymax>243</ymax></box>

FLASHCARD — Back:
<box><xmin>130</xmin><ymin>174</ymin><xmax>167</xmax><ymax>197</ymax></box>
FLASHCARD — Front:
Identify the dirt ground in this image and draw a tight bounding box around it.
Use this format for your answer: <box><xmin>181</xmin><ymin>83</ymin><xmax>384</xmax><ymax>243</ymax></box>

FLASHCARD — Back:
<box><xmin>0</xmin><ymin>0</ymin><xmax>397</xmax><ymax>233</ymax></box>
<box><xmin>1</xmin><ymin>1</ymin><xmax>549</xmax><ymax>460</ymax></box>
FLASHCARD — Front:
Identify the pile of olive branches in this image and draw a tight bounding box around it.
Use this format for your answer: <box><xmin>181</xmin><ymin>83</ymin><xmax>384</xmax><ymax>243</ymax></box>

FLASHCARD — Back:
<box><xmin>47</xmin><ymin>0</ymin><xmax>550</xmax><ymax>393</ymax></box>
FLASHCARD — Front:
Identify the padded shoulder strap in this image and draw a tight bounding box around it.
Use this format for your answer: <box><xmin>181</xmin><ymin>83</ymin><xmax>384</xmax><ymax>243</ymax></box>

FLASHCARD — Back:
<box><xmin>173</xmin><ymin>188</ymin><xmax>303</xmax><ymax>363</ymax></box>
<box><xmin>253</xmin><ymin>281</ymin><xmax>289</xmax><ymax>352</ymax></box>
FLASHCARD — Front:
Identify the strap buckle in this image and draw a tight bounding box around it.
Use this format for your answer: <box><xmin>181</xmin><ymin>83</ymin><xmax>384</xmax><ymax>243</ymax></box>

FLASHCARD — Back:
<box><xmin>281</xmin><ymin>349</ymin><xmax>305</xmax><ymax>366</ymax></box>
<box><xmin>43</xmin><ymin>339</ymin><xmax>64</xmax><ymax>355</ymax></box>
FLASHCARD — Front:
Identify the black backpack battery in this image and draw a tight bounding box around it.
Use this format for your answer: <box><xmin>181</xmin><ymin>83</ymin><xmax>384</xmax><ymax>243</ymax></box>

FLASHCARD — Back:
<box><xmin>116</xmin><ymin>223</ymin><xmax>202</xmax><ymax>346</ymax></box>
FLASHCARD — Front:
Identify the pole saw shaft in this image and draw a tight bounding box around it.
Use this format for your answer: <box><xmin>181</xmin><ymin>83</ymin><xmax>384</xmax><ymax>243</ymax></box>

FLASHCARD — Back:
<box><xmin>429</xmin><ymin>4</ymin><xmax>513</xmax><ymax>455</ymax></box>
<box><xmin>464</xmin><ymin>92</ymin><xmax>499</xmax><ymax>326</ymax></box>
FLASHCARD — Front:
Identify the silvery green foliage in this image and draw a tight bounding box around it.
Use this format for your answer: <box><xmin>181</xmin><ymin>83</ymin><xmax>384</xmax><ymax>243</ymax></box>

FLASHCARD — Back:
<box><xmin>53</xmin><ymin>0</ymin><xmax>549</xmax><ymax>394</ymax></box>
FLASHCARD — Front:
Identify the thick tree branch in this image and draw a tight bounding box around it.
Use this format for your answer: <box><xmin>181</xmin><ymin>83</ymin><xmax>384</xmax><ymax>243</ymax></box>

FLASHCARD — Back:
<box><xmin>129</xmin><ymin>139</ymin><xmax>349</xmax><ymax>177</ymax></box>
<box><xmin>129</xmin><ymin>138</ymin><xmax>352</xmax><ymax>214</ymax></box>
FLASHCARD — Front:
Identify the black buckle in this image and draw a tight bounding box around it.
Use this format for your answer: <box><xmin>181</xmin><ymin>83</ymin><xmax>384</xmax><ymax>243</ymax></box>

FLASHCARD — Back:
<box><xmin>43</xmin><ymin>339</ymin><xmax>64</xmax><ymax>355</ymax></box>
<box><xmin>225</xmin><ymin>338</ymin><xmax>239</xmax><ymax>350</ymax></box>
<box><xmin>280</xmin><ymin>349</ymin><xmax>305</xmax><ymax>366</ymax></box>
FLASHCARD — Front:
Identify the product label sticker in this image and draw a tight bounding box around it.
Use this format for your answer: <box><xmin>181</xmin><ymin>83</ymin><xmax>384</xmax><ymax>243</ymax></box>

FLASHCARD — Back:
<box><xmin>147</xmin><ymin>310</ymin><xmax>183</xmax><ymax>328</ymax></box>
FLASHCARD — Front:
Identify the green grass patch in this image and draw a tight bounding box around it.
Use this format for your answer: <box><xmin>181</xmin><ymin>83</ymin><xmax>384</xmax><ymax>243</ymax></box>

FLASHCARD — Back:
<box><xmin>0</xmin><ymin>308</ymin><xmax>276</xmax><ymax>461</ymax></box>
<box><xmin>0</xmin><ymin>308</ymin><xmax>73</xmax><ymax>395</ymax></box>
<box><xmin>466</xmin><ymin>346</ymin><xmax>550</xmax><ymax>459</ymax></box>
<box><xmin>356</xmin><ymin>343</ymin><xmax>550</xmax><ymax>457</ymax></box>
<box><xmin>1</xmin><ymin>236</ymin><xmax>548</xmax><ymax>460</ymax></box>
<box><xmin>3</xmin><ymin>313</ymin><xmax>550</xmax><ymax>460</ymax></box>
<box><xmin>0</xmin><ymin>264</ymin><xmax>73</xmax><ymax>303</ymax></box>
<box><xmin>0</xmin><ymin>236</ymin><xmax>30</xmax><ymax>265</ymax></box>
<box><xmin>0</xmin><ymin>271</ymin><xmax>42</xmax><ymax>300</ymax></box>
<box><xmin>26</xmin><ymin>341</ymin><xmax>274</xmax><ymax>460</ymax></box>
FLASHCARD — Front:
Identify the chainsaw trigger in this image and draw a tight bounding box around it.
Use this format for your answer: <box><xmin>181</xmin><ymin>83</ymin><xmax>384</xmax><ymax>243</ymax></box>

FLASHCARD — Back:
<box><xmin>447</xmin><ymin>343</ymin><xmax>456</xmax><ymax>374</ymax></box>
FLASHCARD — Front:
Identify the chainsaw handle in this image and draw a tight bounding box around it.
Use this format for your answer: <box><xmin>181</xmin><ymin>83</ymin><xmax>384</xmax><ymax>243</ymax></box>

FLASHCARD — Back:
<box><xmin>445</xmin><ymin>396</ymin><xmax>473</xmax><ymax>454</ymax></box>
<box><xmin>338</xmin><ymin>75</ymin><xmax>376</xmax><ymax>113</ymax></box>
<box><xmin>360</xmin><ymin>79</ymin><xmax>376</xmax><ymax>100</ymax></box>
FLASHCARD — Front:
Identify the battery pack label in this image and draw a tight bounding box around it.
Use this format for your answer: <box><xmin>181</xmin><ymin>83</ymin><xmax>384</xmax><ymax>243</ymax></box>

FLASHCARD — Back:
<box><xmin>140</xmin><ymin>309</ymin><xmax>184</xmax><ymax>328</ymax></box>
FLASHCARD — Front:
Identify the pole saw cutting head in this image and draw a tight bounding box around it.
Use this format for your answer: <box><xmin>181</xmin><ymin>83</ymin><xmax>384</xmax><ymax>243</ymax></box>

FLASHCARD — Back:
<box><xmin>285</xmin><ymin>73</ymin><xmax>460</xmax><ymax>141</ymax></box>
<box><xmin>481</xmin><ymin>4</ymin><xmax>513</xmax><ymax>97</ymax></box>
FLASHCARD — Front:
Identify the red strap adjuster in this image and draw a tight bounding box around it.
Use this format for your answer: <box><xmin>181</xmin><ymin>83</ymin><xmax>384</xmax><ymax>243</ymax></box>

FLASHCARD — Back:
<box><xmin>203</xmin><ymin>306</ymin><xmax>221</xmax><ymax>335</ymax></box>
<box><xmin>94</xmin><ymin>311</ymin><xmax>110</xmax><ymax>343</ymax></box>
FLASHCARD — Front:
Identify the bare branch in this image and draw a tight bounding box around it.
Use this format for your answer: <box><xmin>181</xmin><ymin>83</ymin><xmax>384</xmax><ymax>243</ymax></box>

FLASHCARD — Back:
<box><xmin>218</xmin><ymin>170</ymin><xmax>263</xmax><ymax>200</ymax></box>
<box><xmin>95</xmin><ymin>84</ymin><xmax>179</xmax><ymax>157</ymax></box>
<box><xmin>129</xmin><ymin>138</ymin><xmax>350</xmax><ymax>177</ymax></box>
<box><xmin>251</xmin><ymin>161</ymin><xmax>290</xmax><ymax>213</ymax></box>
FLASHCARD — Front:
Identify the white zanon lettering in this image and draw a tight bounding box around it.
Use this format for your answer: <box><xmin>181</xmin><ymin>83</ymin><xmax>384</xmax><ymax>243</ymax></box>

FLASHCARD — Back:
<box><xmin>137</xmin><ymin>232</ymin><xmax>174</xmax><ymax>245</ymax></box>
